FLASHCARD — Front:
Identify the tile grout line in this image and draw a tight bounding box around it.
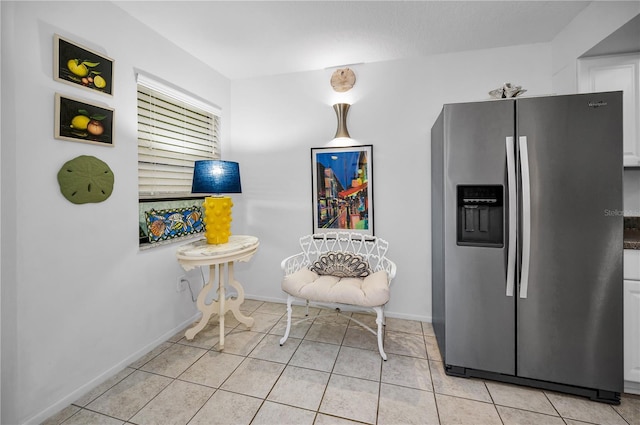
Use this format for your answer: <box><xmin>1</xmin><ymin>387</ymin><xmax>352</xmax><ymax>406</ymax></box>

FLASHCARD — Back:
<box><xmin>482</xmin><ymin>381</ymin><xmax>506</xmax><ymax>425</ymax></box>
<box><xmin>375</xmin><ymin>350</ymin><xmax>384</xmax><ymax>425</ymax></box>
<box><xmin>49</xmin><ymin>302</ymin><xmax>640</xmax><ymax>425</ymax></box>
<box><xmin>247</xmin><ymin>325</ymin><xmax>294</xmax><ymax>425</ymax></box>
<box><xmin>252</xmin><ymin>310</ymin><xmax>345</xmax><ymax>424</ymax></box>
<box><xmin>425</xmin><ymin>329</ymin><xmax>443</xmax><ymax>425</ymax></box>
<box><xmin>175</xmin><ymin>344</ymin><xmax>249</xmax><ymax>425</ymax></box>
<box><xmin>185</xmin><ymin>305</ymin><xmax>267</xmax><ymax>425</ymax></box>
<box><xmin>125</xmin><ymin>340</ymin><xmax>208</xmax><ymax>424</ymax></box>
<box><xmin>316</xmin><ymin>314</ymin><xmax>344</xmax><ymax>421</ymax></box>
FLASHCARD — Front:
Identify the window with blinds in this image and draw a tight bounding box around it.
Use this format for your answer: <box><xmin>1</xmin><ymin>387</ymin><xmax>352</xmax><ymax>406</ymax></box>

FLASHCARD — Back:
<box><xmin>137</xmin><ymin>73</ymin><xmax>220</xmax><ymax>198</ymax></box>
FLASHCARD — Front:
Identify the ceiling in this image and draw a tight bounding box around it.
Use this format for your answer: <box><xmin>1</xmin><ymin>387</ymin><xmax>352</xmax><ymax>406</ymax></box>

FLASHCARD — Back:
<box><xmin>582</xmin><ymin>13</ymin><xmax>640</xmax><ymax>57</ymax></box>
<box><xmin>114</xmin><ymin>1</ymin><xmax>593</xmax><ymax>80</ymax></box>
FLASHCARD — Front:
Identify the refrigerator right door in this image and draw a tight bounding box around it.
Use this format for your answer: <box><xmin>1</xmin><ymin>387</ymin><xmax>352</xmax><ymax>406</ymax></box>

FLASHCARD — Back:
<box><xmin>516</xmin><ymin>92</ymin><xmax>623</xmax><ymax>393</ymax></box>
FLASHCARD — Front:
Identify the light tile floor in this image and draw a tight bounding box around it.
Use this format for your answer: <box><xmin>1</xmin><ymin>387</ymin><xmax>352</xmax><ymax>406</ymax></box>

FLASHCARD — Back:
<box><xmin>43</xmin><ymin>300</ymin><xmax>640</xmax><ymax>425</ymax></box>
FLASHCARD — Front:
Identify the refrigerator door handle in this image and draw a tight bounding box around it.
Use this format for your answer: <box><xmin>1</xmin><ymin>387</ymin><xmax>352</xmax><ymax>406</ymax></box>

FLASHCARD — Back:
<box><xmin>505</xmin><ymin>137</ymin><xmax>517</xmax><ymax>297</ymax></box>
<box><xmin>519</xmin><ymin>136</ymin><xmax>531</xmax><ymax>299</ymax></box>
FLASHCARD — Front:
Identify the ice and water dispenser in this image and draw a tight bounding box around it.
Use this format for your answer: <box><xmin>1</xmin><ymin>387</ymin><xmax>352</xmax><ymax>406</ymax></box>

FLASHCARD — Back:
<box><xmin>456</xmin><ymin>185</ymin><xmax>503</xmax><ymax>247</ymax></box>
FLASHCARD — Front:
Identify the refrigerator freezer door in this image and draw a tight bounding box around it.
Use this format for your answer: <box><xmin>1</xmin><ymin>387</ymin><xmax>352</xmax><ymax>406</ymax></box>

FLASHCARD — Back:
<box><xmin>516</xmin><ymin>92</ymin><xmax>623</xmax><ymax>392</ymax></box>
<box><xmin>443</xmin><ymin>100</ymin><xmax>516</xmax><ymax>375</ymax></box>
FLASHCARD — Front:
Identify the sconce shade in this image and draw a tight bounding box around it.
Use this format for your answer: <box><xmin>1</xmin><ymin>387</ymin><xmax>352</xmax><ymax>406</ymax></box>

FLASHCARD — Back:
<box><xmin>191</xmin><ymin>160</ymin><xmax>241</xmax><ymax>245</ymax></box>
<box><xmin>191</xmin><ymin>160</ymin><xmax>242</xmax><ymax>194</ymax></box>
<box><xmin>333</xmin><ymin>103</ymin><xmax>351</xmax><ymax>139</ymax></box>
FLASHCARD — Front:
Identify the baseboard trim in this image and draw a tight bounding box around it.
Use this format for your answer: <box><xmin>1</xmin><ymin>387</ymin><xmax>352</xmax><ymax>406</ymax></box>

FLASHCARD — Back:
<box><xmin>24</xmin><ymin>313</ymin><xmax>200</xmax><ymax>425</ymax></box>
<box><xmin>624</xmin><ymin>380</ymin><xmax>640</xmax><ymax>395</ymax></box>
<box><xmin>26</xmin><ymin>296</ymin><xmax>433</xmax><ymax>424</ymax></box>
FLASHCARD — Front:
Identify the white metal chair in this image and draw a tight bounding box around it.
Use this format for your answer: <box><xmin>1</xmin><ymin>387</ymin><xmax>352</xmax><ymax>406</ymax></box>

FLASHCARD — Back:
<box><xmin>279</xmin><ymin>232</ymin><xmax>397</xmax><ymax>360</ymax></box>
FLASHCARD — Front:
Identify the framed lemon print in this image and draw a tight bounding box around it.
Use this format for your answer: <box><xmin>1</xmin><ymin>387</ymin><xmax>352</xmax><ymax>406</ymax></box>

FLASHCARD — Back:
<box><xmin>55</xmin><ymin>93</ymin><xmax>114</xmax><ymax>147</ymax></box>
<box><xmin>54</xmin><ymin>34</ymin><xmax>114</xmax><ymax>96</ymax></box>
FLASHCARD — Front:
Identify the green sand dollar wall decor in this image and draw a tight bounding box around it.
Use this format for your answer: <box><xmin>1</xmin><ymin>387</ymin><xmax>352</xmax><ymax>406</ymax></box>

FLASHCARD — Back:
<box><xmin>57</xmin><ymin>155</ymin><xmax>114</xmax><ymax>204</ymax></box>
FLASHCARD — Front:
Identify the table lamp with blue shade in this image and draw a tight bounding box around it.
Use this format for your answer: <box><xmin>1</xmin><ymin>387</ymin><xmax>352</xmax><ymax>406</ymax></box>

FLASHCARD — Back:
<box><xmin>191</xmin><ymin>160</ymin><xmax>242</xmax><ymax>244</ymax></box>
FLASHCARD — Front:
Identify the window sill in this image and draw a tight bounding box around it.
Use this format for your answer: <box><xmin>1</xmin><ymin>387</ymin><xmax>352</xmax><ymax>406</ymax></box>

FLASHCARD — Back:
<box><xmin>139</xmin><ymin>233</ymin><xmax>204</xmax><ymax>251</ymax></box>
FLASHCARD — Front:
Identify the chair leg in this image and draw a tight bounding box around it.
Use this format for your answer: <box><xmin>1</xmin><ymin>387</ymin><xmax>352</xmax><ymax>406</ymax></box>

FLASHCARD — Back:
<box><xmin>280</xmin><ymin>295</ymin><xmax>294</xmax><ymax>346</ymax></box>
<box><xmin>373</xmin><ymin>306</ymin><xmax>387</xmax><ymax>361</ymax></box>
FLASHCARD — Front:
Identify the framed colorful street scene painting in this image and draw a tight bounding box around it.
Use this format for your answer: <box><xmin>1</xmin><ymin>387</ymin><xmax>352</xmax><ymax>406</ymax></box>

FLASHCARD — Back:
<box><xmin>55</xmin><ymin>93</ymin><xmax>114</xmax><ymax>146</ymax></box>
<box><xmin>54</xmin><ymin>34</ymin><xmax>114</xmax><ymax>96</ymax></box>
<box><xmin>311</xmin><ymin>145</ymin><xmax>373</xmax><ymax>236</ymax></box>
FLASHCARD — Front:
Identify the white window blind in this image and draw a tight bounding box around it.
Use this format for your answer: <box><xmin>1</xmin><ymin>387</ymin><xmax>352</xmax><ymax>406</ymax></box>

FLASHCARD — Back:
<box><xmin>137</xmin><ymin>73</ymin><xmax>220</xmax><ymax>198</ymax></box>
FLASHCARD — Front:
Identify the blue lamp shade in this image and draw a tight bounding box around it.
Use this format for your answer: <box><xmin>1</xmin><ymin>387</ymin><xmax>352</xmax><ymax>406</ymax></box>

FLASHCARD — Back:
<box><xmin>191</xmin><ymin>160</ymin><xmax>242</xmax><ymax>194</ymax></box>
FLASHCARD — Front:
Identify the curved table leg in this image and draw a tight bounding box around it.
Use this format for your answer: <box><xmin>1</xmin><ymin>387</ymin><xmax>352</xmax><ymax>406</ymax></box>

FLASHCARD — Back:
<box><xmin>185</xmin><ymin>264</ymin><xmax>220</xmax><ymax>340</ymax></box>
<box><xmin>226</xmin><ymin>262</ymin><xmax>255</xmax><ymax>328</ymax></box>
<box><xmin>218</xmin><ymin>264</ymin><xmax>226</xmax><ymax>349</ymax></box>
<box><xmin>185</xmin><ymin>262</ymin><xmax>255</xmax><ymax>348</ymax></box>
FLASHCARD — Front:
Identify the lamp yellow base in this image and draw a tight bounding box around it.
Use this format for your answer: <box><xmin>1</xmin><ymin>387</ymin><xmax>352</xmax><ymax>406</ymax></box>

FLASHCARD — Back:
<box><xmin>203</xmin><ymin>196</ymin><xmax>233</xmax><ymax>244</ymax></box>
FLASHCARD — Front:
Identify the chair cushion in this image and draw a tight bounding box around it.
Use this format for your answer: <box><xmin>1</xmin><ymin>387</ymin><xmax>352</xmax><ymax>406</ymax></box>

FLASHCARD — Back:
<box><xmin>282</xmin><ymin>268</ymin><xmax>389</xmax><ymax>307</ymax></box>
<box><xmin>309</xmin><ymin>251</ymin><xmax>371</xmax><ymax>278</ymax></box>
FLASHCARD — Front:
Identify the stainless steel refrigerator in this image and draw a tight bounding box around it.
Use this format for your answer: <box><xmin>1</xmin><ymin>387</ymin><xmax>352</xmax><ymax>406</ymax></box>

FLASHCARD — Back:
<box><xmin>431</xmin><ymin>91</ymin><xmax>623</xmax><ymax>404</ymax></box>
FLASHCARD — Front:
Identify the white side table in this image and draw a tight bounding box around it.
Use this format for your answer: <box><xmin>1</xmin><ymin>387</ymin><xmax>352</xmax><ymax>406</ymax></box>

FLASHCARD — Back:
<box><xmin>176</xmin><ymin>235</ymin><xmax>259</xmax><ymax>349</ymax></box>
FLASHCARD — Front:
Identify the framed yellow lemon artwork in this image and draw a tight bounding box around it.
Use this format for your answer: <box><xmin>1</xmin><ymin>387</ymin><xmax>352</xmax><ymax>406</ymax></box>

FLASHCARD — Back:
<box><xmin>55</xmin><ymin>93</ymin><xmax>114</xmax><ymax>147</ymax></box>
<box><xmin>53</xmin><ymin>34</ymin><xmax>114</xmax><ymax>96</ymax></box>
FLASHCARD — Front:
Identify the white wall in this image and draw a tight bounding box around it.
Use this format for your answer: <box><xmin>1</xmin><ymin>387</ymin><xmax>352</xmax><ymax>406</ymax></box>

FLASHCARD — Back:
<box><xmin>551</xmin><ymin>1</ymin><xmax>640</xmax><ymax>94</ymax></box>
<box><xmin>0</xmin><ymin>2</ymin><xmax>230</xmax><ymax>423</ymax></box>
<box><xmin>229</xmin><ymin>43</ymin><xmax>553</xmax><ymax>322</ymax></box>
